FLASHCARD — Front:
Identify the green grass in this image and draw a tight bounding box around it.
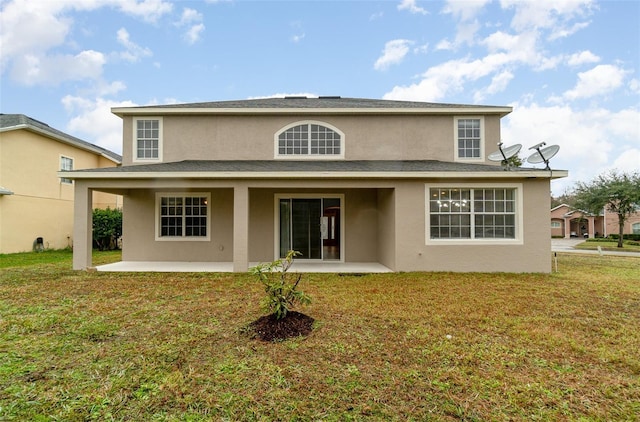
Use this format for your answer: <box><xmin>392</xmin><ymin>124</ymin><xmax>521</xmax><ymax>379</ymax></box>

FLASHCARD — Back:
<box><xmin>0</xmin><ymin>248</ymin><xmax>122</xmax><ymax>269</ymax></box>
<box><xmin>1</xmin><ymin>251</ymin><xmax>639</xmax><ymax>420</ymax></box>
<box><xmin>575</xmin><ymin>240</ymin><xmax>640</xmax><ymax>252</ymax></box>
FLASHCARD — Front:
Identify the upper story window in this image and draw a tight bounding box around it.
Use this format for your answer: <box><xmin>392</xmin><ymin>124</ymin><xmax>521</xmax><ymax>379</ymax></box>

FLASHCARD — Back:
<box><xmin>275</xmin><ymin>121</ymin><xmax>344</xmax><ymax>159</ymax></box>
<box><xmin>134</xmin><ymin>117</ymin><xmax>162</xmax><ymax>162</ymax></box>
<box><xmin>454</xmin><ymin>117</ymin><xmax>484</xmax><ymax>162</ymax></box>
<box><xmin>60</xmin><ymin>156</ymin><xmax>73</xmax><ymax>184</ymax></box>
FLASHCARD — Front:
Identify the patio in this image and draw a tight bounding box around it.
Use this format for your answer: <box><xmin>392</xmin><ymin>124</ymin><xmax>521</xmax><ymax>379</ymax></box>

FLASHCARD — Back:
<box><xmin>95</xmin><ymin>261</ymin><xmax>393</xmax><ymax>273</ymax></box>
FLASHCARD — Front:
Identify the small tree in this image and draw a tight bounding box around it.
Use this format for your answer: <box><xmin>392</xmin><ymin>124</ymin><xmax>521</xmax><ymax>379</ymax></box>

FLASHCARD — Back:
<box><xmin>572</xmin><ymin>171</ymin><xmax>640</xmax><ymax>248</ymax></box>
<box><xmin>92</xmin><ymin>207</ymin><xmax>122</xmax><ymax>250</ymax></box>
<box><xmin>249</xmin><ymin>250</ymin><xmax>311</xmax><ymax>320</ymax></box>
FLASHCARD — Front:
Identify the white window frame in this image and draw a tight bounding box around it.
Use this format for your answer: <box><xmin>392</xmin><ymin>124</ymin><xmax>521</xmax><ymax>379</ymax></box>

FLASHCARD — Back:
<box><xmin>274</xmin><ymin>120</ymin><xmax>345</xmax><ymax>159</ymax></box>
<box><xmin>425</xmin><ymin>183</ymin><xmax>523</xmax><ymax>245</ymax></box>
<box><xmin>454</xmin><ymin>116</ymin><xmax>484</xmax><ymax>162</ymax></box>
<box><xmin>155</xmin><ymin>192</ymin><xmax>211</xmax><ymax>241</ymax></box>
<box><xmin>60</xmin><ymin>155</ymin><xmax>74</xmax><ymax>184</ymax></box>
<box><xmin>133</xmin><ymin>117</ymin><xmax>163</xmax><ymax>163</ymax></box>
<box><xmin>632</xmin><ymin>222</ymin><xmax>640</xmax><ymax>235</ymax></box>
<box><xmin>551</xmin><ymin>221</ymin><xmax>562</xmax><ymax>228</ymax></box>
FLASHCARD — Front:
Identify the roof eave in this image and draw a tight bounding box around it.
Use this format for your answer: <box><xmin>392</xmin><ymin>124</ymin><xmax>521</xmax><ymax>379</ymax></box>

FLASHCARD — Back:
<box><xmin>60</xmin><ymin>169</ymin><xmax>568</xmax><ymax>180</ymax></box>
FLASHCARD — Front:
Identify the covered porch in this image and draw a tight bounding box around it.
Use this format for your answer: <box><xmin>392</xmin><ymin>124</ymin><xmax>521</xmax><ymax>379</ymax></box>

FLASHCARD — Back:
<box><xmin>71</xmin><ymin>176</ymin><xmax>398</xmax><ymax>273</ymax></box>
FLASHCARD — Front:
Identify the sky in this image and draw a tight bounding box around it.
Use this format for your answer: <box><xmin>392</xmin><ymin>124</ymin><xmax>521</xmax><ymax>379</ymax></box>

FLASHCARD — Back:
<box><xmin>1</xmin><ymin>0</ymin><xmax>638</xmax><ymax>195</ymax></box>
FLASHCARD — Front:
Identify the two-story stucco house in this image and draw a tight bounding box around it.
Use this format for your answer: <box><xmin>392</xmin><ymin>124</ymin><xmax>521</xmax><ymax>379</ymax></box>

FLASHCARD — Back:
<box><xmin>64</xmin><ymin>97</ymin><xmax>567</xmax><ymax>273</ymax></box>
<box><xmin>0</xmin><ymin>114</ymin><xmax>121</xmax><ymax>254</ymax></box>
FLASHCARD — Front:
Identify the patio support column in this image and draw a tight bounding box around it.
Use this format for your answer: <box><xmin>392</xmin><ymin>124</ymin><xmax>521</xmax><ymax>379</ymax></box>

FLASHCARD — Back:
<box><xmin>233</xmin><ymin>184</ymin><xmax>249</xmax><ymax>272</ymax></box>
<box><xmin>73</xmin><ymin>182</ymin><xmax>93</xmax><ymax>270</ymax></box>
<box><xmin>564</xmin><ymin>217</ymin><xmax>571</xmax><ymax>238</ymax></box>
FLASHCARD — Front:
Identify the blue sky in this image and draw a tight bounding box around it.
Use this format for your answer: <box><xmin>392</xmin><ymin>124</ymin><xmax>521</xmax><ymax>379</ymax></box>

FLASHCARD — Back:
<box><xmin>1</xmin><ymin>0</ymin><xmax>638</xmax><ymax>195</ymax></box>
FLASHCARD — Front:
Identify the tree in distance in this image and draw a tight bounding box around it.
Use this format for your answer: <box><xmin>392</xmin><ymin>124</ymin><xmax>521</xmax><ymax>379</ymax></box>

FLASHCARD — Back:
<box><xmin>572</xmin><ymin>171</ymin><xmax>640</xmax><ymax>248</ymax></box>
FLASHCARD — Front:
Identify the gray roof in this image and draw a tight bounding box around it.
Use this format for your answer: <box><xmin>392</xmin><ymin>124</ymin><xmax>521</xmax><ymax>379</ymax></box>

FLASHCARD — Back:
<box><xmin>69</xmin><ymin>159</ymin><xmax>552</xmax><ymax>174</ymax></box>
<box><xmin>0</xmin><ymin>114</ymin><xmax>122</xmax><ymax>163</ymax></box>
<box><xmin>119</xmin><ymin>97</ymin><xmax>510</xmax><ymax>113</ymax></box>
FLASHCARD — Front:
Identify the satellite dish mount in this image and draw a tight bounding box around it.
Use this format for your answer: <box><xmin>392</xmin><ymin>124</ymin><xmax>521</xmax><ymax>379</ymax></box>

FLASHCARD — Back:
<box><xmin>526</xmin><ymin>141</ymin><xmax>560</xmax><ymax>170</ymax></box>
<box><xmin>487</xmin><ymin>142</ymin><xmax>522</xmax><ymax>171</ymax></box>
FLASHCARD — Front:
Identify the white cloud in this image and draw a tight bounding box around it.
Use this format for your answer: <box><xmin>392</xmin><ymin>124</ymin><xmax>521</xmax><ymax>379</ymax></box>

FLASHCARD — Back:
<box><xmin>374</xmin><ymin>39</ymin><xmax>414</xmax><ymax>71</ymax></box>
<box><xmin>473</xmin><ymin>70</ymin><xmax>514</xmax><ymax>102</ymax></box>
<box><xmin>117</xmin><ymin>0</ymin><xmax>173</xmax><ymax>23</ymax></box>
<box><xmin>370</xmin><ymin>11</ymin><xmax>384</xmax><ymax>21</ymax></box>
<box><xmin>567</xmin><ymin>50</ymin><xmax>600</xmax><ymax>66</ymax></box>
<box><xmin>502</xmin><ymin>102</ymin><xmax>640</xmax><ymax>195</ymax></box>
<box><xmin>442</xmin><ymin>0</ymin><xmax>491</xmax><ymax>22</ymax></box>
<box><xmin>501</xmin><ymin>0</ymin><xmax>595</xmax><ymax>32</ymax></box>
<box><xmin>563</xmin><ymin>64</ymin><xmax>628</xmax><ymax>100</ymax></box>
<box><xmin>435</xmin><ymin>39</ymin><xmax>454</xmax><ymax>51</ymax></box>
<box><xmin>175</xmin><ymin>8</ymin><xmax>205</xmax><ymax>44</ymax></box>
<box><xmin>62</xmin><ymin>95</ymin><xmax>138</xmax><ymax>154</ymax></box>
<box><xmin>548</xmin><ymin>21</ymin><xmax>590</xmax><ymax>40</ymax></box>
<box><xmin>289</xmin><ymin>21</ymin><xmax>305</xmax><ymax>44</ymax></box>
<box><xmin>185</xmin><ymin>23</ymin><xmax>206</xmax><ymax>44</ymax></box>
<box><xmin>0</xmin><ymin>0</ymin><xmax>71</xmax><ymax>70</ymax></box>
<box><xmin>9</xmin><ymin>50</ymin><xmax>106</xmax><ymax>86</ymax></box>
<box><xmin>398</xmin><ymin>0</ymin><xmax>428</xmax><ymax>15</ymax></box>
<box><xmin>116</xmin><ymin>28</ymin><xmax>152</xmax><ymax>62</ymax></box>
<box><xmin>611</xmin><ymin>148</ymin><xmax>640</xmax><ymax>174</ymax></box>
<box><xmin>384</xmin><ymin>54</ymin><xmax>511</xmax><ymax>102</ymax></box>
<box><xmin>0</xmin><ymin>0</ymin><xmax>174</xmax><ymax>84</ymax></box>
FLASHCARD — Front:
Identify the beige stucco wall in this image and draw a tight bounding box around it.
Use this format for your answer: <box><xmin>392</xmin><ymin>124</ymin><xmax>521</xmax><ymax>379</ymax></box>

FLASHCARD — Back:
<box><xmin>392</xmin><ymin>178</ymin><xmax>552</xmax><ymax>273</ymax></box>
<box><xmin>120</xmin><ymin>114</ymin><xmax>504</xmax><ymax>166</ymax></box>
<box><xmin>122</xmin><ymin>187</ymin><xmax>383</xmax><ymax>264</ymax></box>
<box><xmin>0</xmin><ymin>128</ymin><xmax>120</xmax><ymax>253</ymax></box>
<box><xmin>122</xmin><ymin>188</ymin><xmax>234</xmax><ymax>262</ymax></box>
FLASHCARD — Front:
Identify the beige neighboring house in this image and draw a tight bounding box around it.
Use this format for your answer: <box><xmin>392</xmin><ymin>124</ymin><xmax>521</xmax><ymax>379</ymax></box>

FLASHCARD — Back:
<box><xmin>0</xmin><ymin>114</ymin><xmax>122</xmax><ymax>254</ymax></box>
<box><xmin>551</xmin><ymin>203</ymin><xmax>640</xmax><ymax>238</ymax></box>
<box><xmin>64</xmin><ymin>97</ymin><xmax>567</xmax><ymax>273</ymax></box>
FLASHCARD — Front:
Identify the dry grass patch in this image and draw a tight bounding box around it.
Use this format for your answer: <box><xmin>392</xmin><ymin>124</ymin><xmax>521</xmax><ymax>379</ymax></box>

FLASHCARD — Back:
<box><xmin>1</xmin><ymin>251</ymin><xmax>638</xmax><ymax>420</ymax></box>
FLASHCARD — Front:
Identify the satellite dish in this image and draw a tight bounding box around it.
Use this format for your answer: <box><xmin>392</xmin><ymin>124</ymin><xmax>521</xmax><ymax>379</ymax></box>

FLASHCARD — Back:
<box><xmin>488</xmin><ymin>142</ymin><xmax>522</xmax><ymax>170</ymax></box>
<box><xmin>526</xmin><ymin>142</ymin><xmax>560</xmax><ymax>170</ymax></box>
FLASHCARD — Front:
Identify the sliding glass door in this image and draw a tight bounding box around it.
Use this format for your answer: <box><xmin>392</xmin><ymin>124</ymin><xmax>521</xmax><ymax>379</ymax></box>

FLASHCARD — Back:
<box><xmin>279</xmin><ymin>197</ymin><xmax>341</xmax><ymax>260</ymax></box>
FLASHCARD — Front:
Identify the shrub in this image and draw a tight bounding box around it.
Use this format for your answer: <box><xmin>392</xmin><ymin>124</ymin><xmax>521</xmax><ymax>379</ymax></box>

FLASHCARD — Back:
<box><xmin>249</xmin><ymin>250</ymin><xmax>311</xmax><ymax>320</ymax></box>
<box><xmin>92</xmin><ymin>207</ymin><xmax>122</xmax><ymax>251</ymax></box>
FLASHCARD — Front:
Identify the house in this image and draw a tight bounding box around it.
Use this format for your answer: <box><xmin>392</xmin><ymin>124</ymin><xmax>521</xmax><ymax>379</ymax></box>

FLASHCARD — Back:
<box><xmin>0</xmin><ymin>114</ymin><xmax>122</xmax><ymax>254</ymax></box>
<box><xmin>551</xmin><ymin>203</ymin><xmax>640</xmax><ymax>238</ymax></box>
<box><xmin>63</xmin><ymin>97</ymin><xmax>567</xmax><ymax>273</ymax></box>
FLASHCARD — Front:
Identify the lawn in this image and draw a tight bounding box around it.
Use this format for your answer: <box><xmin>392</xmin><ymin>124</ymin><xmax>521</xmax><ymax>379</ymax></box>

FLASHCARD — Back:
<box><xmin>1</xmin><ymin>250</ymin><xmax>638</xmax><ymax>421</ymax></box>
<box><xmin>574</xmin><ymin>239</ymin><xmax>640</xmax><ymax>253</ymax></box>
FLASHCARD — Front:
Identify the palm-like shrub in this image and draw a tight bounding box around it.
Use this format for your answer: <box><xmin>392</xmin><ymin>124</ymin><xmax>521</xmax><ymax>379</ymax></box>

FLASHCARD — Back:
<box><xmin>249</xmin><ymin>250</ymin><xmax>311</xmax><ymax>320</ymax></box>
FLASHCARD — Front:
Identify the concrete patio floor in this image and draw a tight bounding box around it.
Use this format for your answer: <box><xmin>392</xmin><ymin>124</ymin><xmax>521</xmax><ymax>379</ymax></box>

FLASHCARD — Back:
<box><xmin>96</xmin><ymin>261</ymin><xmax>393</xmax><ymax>273</ymax></box>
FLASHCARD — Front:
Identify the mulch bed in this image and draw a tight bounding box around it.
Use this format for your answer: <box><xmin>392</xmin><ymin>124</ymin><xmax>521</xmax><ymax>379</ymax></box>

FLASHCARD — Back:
<box><xmin>245</xmin><ymin>311</ymin><xmax>315</xmax><ymax>342</ymax></box>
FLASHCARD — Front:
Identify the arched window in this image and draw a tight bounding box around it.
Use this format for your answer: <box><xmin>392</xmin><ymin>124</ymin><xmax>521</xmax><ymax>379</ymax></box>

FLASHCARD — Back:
<box><xmin>275</xmin><ymin>121</ymin><xmax>344</xmax><ymax>158</ymax></box>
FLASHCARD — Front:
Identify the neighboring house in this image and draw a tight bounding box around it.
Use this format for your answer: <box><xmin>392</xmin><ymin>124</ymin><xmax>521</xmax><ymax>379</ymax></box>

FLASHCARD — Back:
<box><xmin>551</xmin><ymin>203</ymin><xmax>640</xmax><ymax>238</ymax></box>
<box><xmin>64</xmin><ymin>97</ymin><xmax>567</xmax><ymax>273</ymax></box>
<box><xmin>0</xmin><ymin>114</ymin><xmax>122</xmax><ymax>254</ymax></box>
